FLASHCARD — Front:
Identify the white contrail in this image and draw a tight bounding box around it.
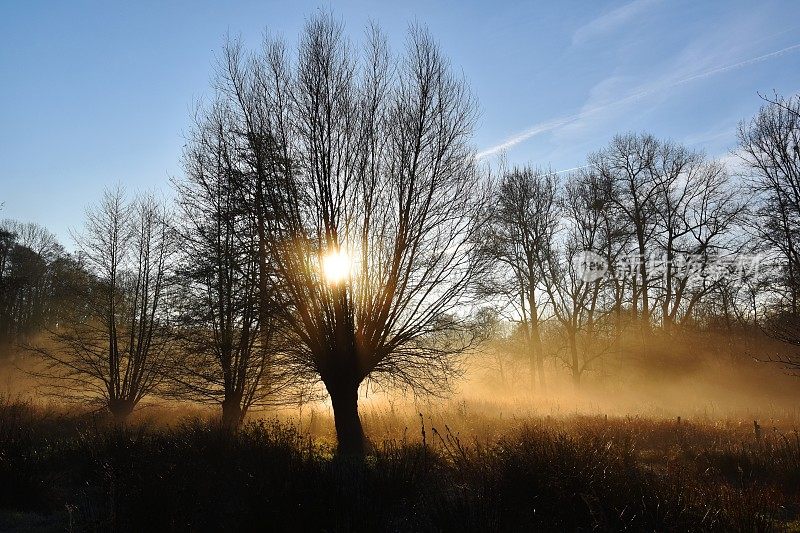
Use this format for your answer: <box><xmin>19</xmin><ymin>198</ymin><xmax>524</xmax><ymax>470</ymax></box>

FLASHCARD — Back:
<box><xmin>553</xmin><ymin>164</ymin><xmax>590</xmax><ymax>175</ymax></box>
<box><xmin>476</xmin><ymin>42</ymin><xmax>800</xmax><ymax>160</ymax></box>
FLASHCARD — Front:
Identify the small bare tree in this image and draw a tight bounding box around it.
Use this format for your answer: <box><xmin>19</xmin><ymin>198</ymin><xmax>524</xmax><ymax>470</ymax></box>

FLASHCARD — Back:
<box><xmin>32</xmin><ymin>187</ymin><xmax>175</xmax><ymax>422</ymax></box>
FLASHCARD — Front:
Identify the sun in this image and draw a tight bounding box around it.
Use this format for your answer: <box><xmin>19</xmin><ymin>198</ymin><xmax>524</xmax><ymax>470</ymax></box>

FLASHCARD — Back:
<box><xmin>322</xmin><ymin>249</ymin><xmax>352</xmax><ymax>284</ymax></box>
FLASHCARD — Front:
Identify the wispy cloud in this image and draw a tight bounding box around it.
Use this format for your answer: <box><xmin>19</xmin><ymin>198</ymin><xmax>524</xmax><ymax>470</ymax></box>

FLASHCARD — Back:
<box><xmin>476</xmin><ymin>42</ymin><xmax>800</xmax><ymax>160</ymax></box>
<box><xmin>572</xmin><ymin>0</ymin><xmax>660</xmax><ymax>46</ymax></box>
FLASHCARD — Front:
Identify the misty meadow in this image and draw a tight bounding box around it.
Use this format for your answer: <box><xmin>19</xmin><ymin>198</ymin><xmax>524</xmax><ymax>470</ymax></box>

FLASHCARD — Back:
<box><xmin>2</xmin><ymin>3</ymin><xmax>800</xmax><ymax>532</ymax></box>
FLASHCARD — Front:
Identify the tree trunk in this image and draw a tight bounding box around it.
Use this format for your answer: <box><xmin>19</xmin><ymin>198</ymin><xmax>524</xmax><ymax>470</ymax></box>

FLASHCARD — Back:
<box><xmin>221</xmin><ymin>395</ymin><xmax>244</xmax><ymax>430</ymax></box>
<box><xmin>520</xmin><ymin>323</ymin><xmax>535</xmax><ymax>392</ymax></box>
<box><xmin>569</xmin><ymin>328</ymin><xmax>580</xmax><ymax>387</ymax></box>
<box><xmin>529</xmin><ymin>321</ymin><xmax>546</xmax><ymax>391</ymax></box>
<box><xmin>254</xmin><ymin>175</ymin><xmax>273</xmax><ymax>394</ymax></box>
<box><xmin>537</xmin><ymin>351</ymin><xmax>546</xmax><ymax>389</ymax></box>
<box><xmin>526</xmin><ymin>285</ymin><xmax>546</xmax><ymax>390</ymax></box>
<box><xmin>328</xmin><ymin>384</ymin><xmax>365</xmax><ymax>456</ymax></box>
<box><xmin>663</xmin><ymin>314</ymin><xmax>673</xmax><ymax>334</ymax></box>
<box><xmin>109</xmin><ymin>398</ymin><xmax>134</xmax><ymax>425</ymax></box>
<box><xmin>528</xmin><ymin>336</ymin><xmax>537</xmax><ymax>392</ymax></box>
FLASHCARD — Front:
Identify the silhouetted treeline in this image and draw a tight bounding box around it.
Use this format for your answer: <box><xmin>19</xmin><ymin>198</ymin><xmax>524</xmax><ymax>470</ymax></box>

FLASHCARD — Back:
<box><xmin>477</xmin><ymin>93</ymin><xmax>800</xmax><ymax>387</ymax></box>
<box><xmin>0</xmin><ymin>221</ymin><xmax>86</xmax><ymax>354</ymax></box>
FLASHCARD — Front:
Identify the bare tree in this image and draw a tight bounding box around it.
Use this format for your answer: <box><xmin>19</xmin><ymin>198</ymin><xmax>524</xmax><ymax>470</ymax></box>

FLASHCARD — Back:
<box><xmin>739</xmin><ymin>93</ymin><xmax>800</xmax><ymax>315</ymax></box>
<box><xmin>170</xmin><ymin>102</ymin><xmax>286</xmax><ymax>429</ymax></box>
<box><xmin>538</xmin><ymin>171</ymin><xmax>616</xmax><ymax>385</ymax></box>
<box><xmin>0</xmin><ymin>220</ymin><xmax>61</xmax><ymax>262</ymax></box>
<box><xmin>585</xmin><ymin>171</ymin><xmax>630</xmax><ymax>359</ymax></box>
<box><xmin>651</xmin><ymin>145</ymin><xmax>742</xmax><ymax>332</ymax></box>
<box><xmin>0</xmin><ymin>222</ymin><xmax>61</xmax><ymax>343</ymax></box>
<box><xmin>214</xmin><ymin>17</ymin><xmax>488</xmax><ymax>454</ymax></box>
<box><xmin>591</xmin><ymin>134</ymin><xmax>661</xmax><ymax>329</ymax></box>
<box><xmin>469</xmin><ymin>307</ymin><xmax>527</xmax><ymax>390</ymax></box>
<box><xmin>212</xmin><ymin>36</ymin><xmax>294</xmax><ymax>404</ymax></box>
<box><xmin>482</xmin><ymin>166</ymin><xmax>559</xmax><ymax>390</ymax></box>
<box><xmin>0</xmin><ymin>222</ymin><xmax>87</xmax><ymax>358</ymax></box>
<box><xmin>31</xmin><ymin>188</ymin><xmax>174</xmax><ymax>422</ymax></box>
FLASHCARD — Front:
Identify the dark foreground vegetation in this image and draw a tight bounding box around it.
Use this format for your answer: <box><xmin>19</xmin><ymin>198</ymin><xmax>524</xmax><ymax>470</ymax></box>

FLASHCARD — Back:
<box><xmin>1</xmin><ymin>398</ymin><xmax>798</xmax><ymax>532</ymax></box>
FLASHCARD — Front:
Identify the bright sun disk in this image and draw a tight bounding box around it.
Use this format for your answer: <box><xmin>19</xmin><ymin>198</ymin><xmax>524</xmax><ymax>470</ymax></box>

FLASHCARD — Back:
<box><xmin>322</xmin><ymin>249</ymin><xmax>351</xmax><ymax>284</ymax></box>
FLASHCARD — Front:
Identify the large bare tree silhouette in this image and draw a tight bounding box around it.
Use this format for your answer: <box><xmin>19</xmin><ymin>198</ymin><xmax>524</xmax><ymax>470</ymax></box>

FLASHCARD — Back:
<box><xmin>202</xmin><ymin>15</ymin><xmax>489</xmax><ymax>453</ymax></box>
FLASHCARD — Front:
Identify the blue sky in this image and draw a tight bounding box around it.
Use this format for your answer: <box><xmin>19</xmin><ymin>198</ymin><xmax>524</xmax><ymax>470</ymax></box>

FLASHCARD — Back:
<box><xmin>1</xmin><ymin>0</ymin><xmax>799</xmax><ymax>246</ymax></box>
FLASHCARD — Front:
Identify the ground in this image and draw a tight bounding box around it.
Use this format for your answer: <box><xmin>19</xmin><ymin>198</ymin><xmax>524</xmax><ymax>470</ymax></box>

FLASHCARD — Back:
<box><xmin>1</xmin><ymin>392</ymin><xmax>799</xmax><ymax>532</ymax></box>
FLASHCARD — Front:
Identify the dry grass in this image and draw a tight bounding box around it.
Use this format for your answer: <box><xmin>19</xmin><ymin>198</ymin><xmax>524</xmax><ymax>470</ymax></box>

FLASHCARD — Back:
<box><xmin>1</xmin><ymin>394</ymin><xmax>798</xmax><ymax>531</ymax></box>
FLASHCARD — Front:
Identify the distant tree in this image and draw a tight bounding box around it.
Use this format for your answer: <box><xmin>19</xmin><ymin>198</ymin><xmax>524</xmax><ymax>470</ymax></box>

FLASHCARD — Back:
<box><xmin>0</xmin><ymin>226</ymin><xmax>19</xmax><ymax>349</ymax></box>
<box><xmin>587</xmin><ymin>134</ymin><xmax>744</xmax><ymax>339</ymax></box>
<box><xmin>31</xmin><ymin>188</ymin><xmax>175</xmax><ymax>422</ymax></box>
<box><xmin>3</xmin><ymin>245</ymin><xmax>47</xmax><ymax>338</ymax></box>
<box><xmin>481</xmin><ymin>166</ymin><xmax>559</xmax><ymax>390</ymax></box>
<box><xmin>1</xmin><ymin>220</ymin><xmax>61</xmax><ymax>262</ymax></box>
<box><xmin>590</xmin><ymin>134</ymin><xmax>662</xmax><ymax>328</ymax></box>
<box><xmin>583</xmin><ymin>171</ymin><xmax>630</xmax><ymax>349</ymax></box>
<box><xmin>470</xmin><ymin>307</ymin><xmax>527</xmax><ymax>391</ymax></box>
<box><xmin>538</xmin><ymin>171</ymin><xmax>615</xmax><ymax>385</ymax></box>
<box><xmin>739</xmin><ymin>93</ymin><xmax>800</xmax><ymax>315</ymax></box>
<box><xmin>0</xmin><ymin>221</ymin><xmax>69</xmax><ymax>347</ymax></box>
<box><xmin>649</xmin><ymin>145</ymin><xmax>742</xmax><ymax>332</ymax></box>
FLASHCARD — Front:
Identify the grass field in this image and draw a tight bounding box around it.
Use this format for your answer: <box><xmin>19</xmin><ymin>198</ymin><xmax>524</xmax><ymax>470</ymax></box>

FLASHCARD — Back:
<box><xmin>2</xmin><ymin>392</ymin><xmax>799</xmax><ymax>532</ymax></box>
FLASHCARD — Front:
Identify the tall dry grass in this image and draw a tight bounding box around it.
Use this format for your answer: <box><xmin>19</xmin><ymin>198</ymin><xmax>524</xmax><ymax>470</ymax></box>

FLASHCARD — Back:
<box><xmin>1</xmin><ymin>395</ymin><xmax>798</xmax><ymax>531</ymax></box>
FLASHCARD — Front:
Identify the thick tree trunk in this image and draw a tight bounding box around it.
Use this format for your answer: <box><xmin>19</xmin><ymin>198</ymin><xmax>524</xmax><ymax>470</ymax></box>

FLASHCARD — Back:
<box><xmin>328</xmin><ymin>384</ymin><xmax>365</xmax><ymax>456</ymax></box>
<box><xmin>109</xmin><ymin>398</ymin><xmax>134</xmax><ymax>425</ymax></box>
<box><xmin>221</xmin><ymin>395</ymin><xmax>244</xmax><ymax>430</ymax></box>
